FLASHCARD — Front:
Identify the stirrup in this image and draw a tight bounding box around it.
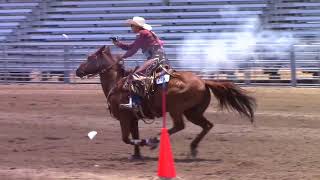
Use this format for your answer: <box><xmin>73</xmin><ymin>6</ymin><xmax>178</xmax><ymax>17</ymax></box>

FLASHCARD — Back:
<box><xmin>120</xmin><ymin>97</ymin><xmax>134</xmax><ymax>109</ymax></box>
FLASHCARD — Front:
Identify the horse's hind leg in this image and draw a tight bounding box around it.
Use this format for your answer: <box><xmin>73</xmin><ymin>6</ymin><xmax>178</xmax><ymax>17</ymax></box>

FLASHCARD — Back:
<box><xmin>184</xmin><ymin>110</ymin><xmax>213</xmax><ymax>158</ymax></box>
<box><xmin>146</xmin><ymin>111</ymin><xmax>185</xmax><ymax>151</ymax></box>
<box><xmin>168</xmin><ymin>112</ymin><xmax>185</xmax><ymax>135</ymax></box>
<box><xmin>148</xmin><ymin>112</ymin><xmax>185</xmax><ymax>151</ymax></box>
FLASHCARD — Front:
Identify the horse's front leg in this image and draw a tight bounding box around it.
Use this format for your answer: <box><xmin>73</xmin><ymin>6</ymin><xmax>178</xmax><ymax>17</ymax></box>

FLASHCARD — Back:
<box><xmin>119</xmin><ymin>117</ymin><xmax>147</xmax><ymax>160</ymax></box>
<box><xmin>129</xmin><ymin>119</ymin><xmax>159</xmax><ymax>151</ymax></box>
<box><xmin>129</xmin><ymin>118</ymin><xmax>143</xmax><ymax>160</ymax></box>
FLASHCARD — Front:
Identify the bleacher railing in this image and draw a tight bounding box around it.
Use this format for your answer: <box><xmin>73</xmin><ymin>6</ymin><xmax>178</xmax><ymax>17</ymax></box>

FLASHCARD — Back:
<box><xmin>0</xmin><ymin>43</ymin><xmax>319</xmax><ymax>87</ymax></box>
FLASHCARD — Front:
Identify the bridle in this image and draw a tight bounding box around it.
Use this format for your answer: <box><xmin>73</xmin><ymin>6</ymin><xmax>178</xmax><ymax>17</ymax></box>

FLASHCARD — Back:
<box><xmin>80</xmin><ymin>53</ymin><xmax>122</xmax><ymax>79</ymax></box>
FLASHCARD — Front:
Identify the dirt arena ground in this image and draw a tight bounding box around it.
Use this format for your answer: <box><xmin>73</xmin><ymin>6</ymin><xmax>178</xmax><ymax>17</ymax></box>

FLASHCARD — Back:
<box><xmin>0</xmin><ymin>84</ymin><xmax>319</xmax><ymax>180</ymax></box>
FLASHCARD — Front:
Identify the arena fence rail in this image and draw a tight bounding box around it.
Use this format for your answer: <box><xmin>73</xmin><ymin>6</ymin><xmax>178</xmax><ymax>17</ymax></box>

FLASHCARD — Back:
<box><xmin>0</xmin><ymin>43</ymin><xmax>319</xmax><ymax>87</ymax></box>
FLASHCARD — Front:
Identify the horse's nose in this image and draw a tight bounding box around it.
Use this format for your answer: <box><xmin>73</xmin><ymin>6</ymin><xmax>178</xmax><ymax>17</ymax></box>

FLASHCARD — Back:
<box><xmin>75</xmin><ymin>68</ymin><xmax>84</xmax><ymax>78</ymax></box>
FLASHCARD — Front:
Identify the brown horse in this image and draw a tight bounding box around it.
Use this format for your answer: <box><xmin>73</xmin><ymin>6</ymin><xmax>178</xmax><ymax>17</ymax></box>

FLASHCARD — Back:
<box><xmin>76</xmin><ymin>46</ymin><xmax>256</xmax><ymax>160</ymax></box>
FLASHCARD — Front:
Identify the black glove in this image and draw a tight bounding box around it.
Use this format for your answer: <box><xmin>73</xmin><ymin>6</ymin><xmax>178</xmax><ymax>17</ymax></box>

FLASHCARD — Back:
<box><xmin>110</xmin><ymin>36</ymin><xmax>118</xmax><ymax>42</ymax></box>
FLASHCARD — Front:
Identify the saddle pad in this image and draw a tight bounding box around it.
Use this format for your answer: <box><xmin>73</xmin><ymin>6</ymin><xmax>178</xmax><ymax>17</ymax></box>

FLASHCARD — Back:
<box><xmin>156</xmin><ymin>74</ymin><xmax>170</xmax><ymax>84</ymax></box>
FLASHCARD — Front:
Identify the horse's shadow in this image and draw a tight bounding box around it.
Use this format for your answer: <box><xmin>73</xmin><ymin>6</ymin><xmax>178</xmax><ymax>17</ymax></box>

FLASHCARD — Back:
<box><xmin>109</xmin><ymin>156</ymin><xmax>223</xmax><ymax>164</ymax></box>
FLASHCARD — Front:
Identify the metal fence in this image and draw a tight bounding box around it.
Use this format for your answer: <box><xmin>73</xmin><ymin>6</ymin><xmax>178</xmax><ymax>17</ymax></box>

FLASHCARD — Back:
<box><xmin>0</xmin><ymin>43</ymin><xmax>319</xmax><ymax>87</ymax></box>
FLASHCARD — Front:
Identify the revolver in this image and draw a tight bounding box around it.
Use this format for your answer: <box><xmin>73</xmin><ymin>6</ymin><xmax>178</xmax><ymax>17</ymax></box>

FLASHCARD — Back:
<box><xmin>110</xmin><ymin>36</ymin><xmax>118</xmax><ymax>42</ymax></box>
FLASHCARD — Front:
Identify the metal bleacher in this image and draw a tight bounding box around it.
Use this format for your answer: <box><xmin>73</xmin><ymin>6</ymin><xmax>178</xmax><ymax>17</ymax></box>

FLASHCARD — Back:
<box><xmin>268</xmin><ymin>0</ymin><xmax>320</xmax><ymax>38</ymax></box>
<box><xmin>0</xmin><ymin>0</ymin><xmax>40</xmax><ymax>42</ymax></box>
<box><xmin>2</xmin><ymin>0</ymin><xmax>268</xmax><ymax>67</ymax></box>
<box><xmin>1</xmin><ymin>0</ymin><xmax>318</xmax><ymax>45</ymax></box>
<box><xmin>14</xmin><ymin>0</ymin><xmax>267</xmax><ymax>43</ymax></box>
<box><xmin>0</xmin><ymin>0</ymin><xmax>319</xmax><ymax>85</ymax></box>
<box><xmin>2</xmin><ymin>0</ymin><xmax>270</xmax><ymax>67</ymax></box>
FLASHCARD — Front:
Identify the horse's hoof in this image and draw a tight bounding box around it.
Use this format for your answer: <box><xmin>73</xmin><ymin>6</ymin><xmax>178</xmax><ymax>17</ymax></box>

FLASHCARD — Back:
<box><xmin>129</xmin><ymin>155</ymin><xmax>143</xmax><ymax>161</ymax></box>
<box><xmin>148</xmin><ymin>137</ymin><xmax>159</xmax><ymax>150</ymax></box>
<box><xmin>149</xmin><ymin>143</ymin><xmax>158</xmax><ymax>150</ymax></box>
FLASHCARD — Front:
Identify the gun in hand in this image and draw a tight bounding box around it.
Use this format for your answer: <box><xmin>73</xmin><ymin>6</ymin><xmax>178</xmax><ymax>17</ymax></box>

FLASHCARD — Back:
<box><xmin>110</xmin><ymin>37</ymin><xmax>118</xmax><ymax>42</ymax></box>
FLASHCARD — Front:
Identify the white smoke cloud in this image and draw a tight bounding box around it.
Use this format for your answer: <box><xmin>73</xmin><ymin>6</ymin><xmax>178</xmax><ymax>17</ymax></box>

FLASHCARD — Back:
<box><xmin>175</xmin><ymin>6</ymin><xmax>297</xmax><ymax>72</ymax></box>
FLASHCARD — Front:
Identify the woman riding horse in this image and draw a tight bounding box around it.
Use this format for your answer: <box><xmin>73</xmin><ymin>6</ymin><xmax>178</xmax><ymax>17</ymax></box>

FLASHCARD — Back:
<box><xmin>112</xmin><ymin>16</ymin><xmax>167</xmax><ymax>109</ymax></box>
<box><xmin>76</xmin><ymin>46</ymin><xmax>256</xmax><ymax>159</ymax></box>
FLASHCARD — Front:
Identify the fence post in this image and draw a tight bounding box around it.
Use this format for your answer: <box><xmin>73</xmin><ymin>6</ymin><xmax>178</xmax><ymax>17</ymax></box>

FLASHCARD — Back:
<box><xmin>63</xmin><ymin>46</ymin><xmax>70</xmax><ymax>83</ymax></box>
<box><xmin>317</xmin><ymin>48</ymin><xmax>320</xmax><ymax>86</ymax></box>
<box><xmin>290</xmin><ymin>44</ymin><xmax>297</xmax><ymax>87</ymax></box>
<box><xmin>3</xmin><ymin>45</ymin><xmax>8</xmax><ymax>84</ymax></box>
<box><xmin>244</xmin><ymin>57</ymin><xmax>251</xmax><ymax>85</ymax></box>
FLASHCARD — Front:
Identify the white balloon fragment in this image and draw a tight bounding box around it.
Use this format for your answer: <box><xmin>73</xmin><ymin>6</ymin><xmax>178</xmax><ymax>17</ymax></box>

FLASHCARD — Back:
<box><xmin>62</xmin><ymin>34</ymin><xmax>69</xmax><ymax>39</ymax></box>
<box><xmin>88</xmin><ymin>131</ymin><xmax>97</xmax><ymax>140</ymax></box>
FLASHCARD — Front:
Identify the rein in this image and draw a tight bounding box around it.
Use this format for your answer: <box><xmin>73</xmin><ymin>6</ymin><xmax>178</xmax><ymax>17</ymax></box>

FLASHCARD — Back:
<box><xmin>81</xmin><ymin>51</ymin><xmax>159</xmax><ymax>124</ymax></box>
<box><xmin>83</xmin><ymin>58</ymin><xmax>122</xmax><ymax>79</ymax></box>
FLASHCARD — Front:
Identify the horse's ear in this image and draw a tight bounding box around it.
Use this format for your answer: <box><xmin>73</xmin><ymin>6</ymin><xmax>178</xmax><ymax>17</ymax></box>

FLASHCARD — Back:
<box><xmin>103</xmin><ymin>46</ymin><xmax>111</xmax><ymax>55</ymax></box>
<box><xmin>96</xmin><ymin>45</ymin><xmax>106</xmax><ymax>54</ymax></box>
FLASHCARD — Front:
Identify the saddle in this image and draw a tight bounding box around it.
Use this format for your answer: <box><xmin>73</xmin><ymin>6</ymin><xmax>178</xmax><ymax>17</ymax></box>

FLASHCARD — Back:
<box><xmin>124</xmin><ymin>63</ymin><xmax>173</xmax><ymax>98</ymax></box>
<box><xmin>117</xmin><ymin>63</ymin><xmax>174</xmax><ymax>120</ymax></box>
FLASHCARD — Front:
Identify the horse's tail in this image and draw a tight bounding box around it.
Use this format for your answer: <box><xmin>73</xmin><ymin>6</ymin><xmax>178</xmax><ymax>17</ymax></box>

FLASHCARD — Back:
<box><xmin>204</xmin><ymin>80</ymin><xmax>256</xmax><ymax>122</ymax></box>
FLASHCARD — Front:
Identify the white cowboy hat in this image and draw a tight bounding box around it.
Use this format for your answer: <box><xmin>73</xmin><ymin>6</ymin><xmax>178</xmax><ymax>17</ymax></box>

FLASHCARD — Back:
<box><xmin>126</xmin><ymin>16</ymin><xmax>152</xmax><ymax>31</ymax></box>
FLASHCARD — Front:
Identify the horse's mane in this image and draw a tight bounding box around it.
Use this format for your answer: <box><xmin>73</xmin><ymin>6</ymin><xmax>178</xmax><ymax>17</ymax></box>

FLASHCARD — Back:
<box><xmin>107</xmin><ymin>52</ymin><xmax>131</xmax><ymax>77</ymax></box>
<box><xmin>96</xmin><ymin>46</ymin><xmax>138</xmax><ymax>80</ymax></box>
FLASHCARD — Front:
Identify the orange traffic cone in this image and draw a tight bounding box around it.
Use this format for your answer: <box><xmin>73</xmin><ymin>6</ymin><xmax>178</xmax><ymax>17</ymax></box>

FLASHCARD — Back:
<box><xmin>157</xmin><ymin>128</ymin><xmax>176</xmax><ymax>179</ymax></box>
